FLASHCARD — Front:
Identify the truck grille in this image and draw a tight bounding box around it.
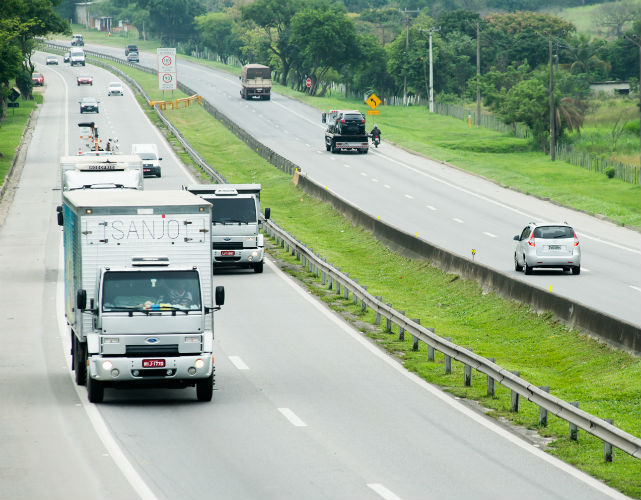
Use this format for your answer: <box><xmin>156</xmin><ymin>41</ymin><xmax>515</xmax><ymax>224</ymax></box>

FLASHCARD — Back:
<box><xmin>126</xmin><ymin>344</ymin><xmax>179</xmax><ymax>357</ymax></box>
<box><xmin>214</xmin><ymin>242</ymin><xmax>243</xmax><ymax>250</ymax></box>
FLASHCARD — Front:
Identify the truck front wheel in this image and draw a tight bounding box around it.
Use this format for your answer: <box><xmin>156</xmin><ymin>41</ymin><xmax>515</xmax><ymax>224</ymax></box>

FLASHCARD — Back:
<box><xmin>196</xmin><ymin>370</ymin><xmax>214</xmax><ymax>402</ymax></box>
<box><xmin>85</xmin><ymin>353</ymin><xmax>104</xmax><ymax>403</ymax></box>
<box><xmin>253</xmin><ymin>261</ymin><xmax>264</xmax><ymax>273</ymax></box>
<box><xmin>73</xmin><ymin>336</ymin><xmax>87</xmax><ymax>386</ymax></box>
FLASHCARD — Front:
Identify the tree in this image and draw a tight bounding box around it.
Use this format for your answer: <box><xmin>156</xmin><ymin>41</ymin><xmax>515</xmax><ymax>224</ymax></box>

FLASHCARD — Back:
<box><xmin>195</xmin><ymin>12</ymin><xmax>242</xmax><ymax>64</ymax></box>
<box><xmin>592</xmin><ymin>0</ymin><xmax>641</xmax><ymax>39</ymax></box>
<box><xmin>142</xmin><ymin>0</ymin><xmax>205</xmax><ymax>45</ymax></box>
<box><xmin>0</xmin><ymin>20</ymin><xmax>24</xmax><ymax>121</ymax></box>
<box><xmin>562</xmin><ymin>33</ymin><xmax>610</xmax><ymax>80</ymax></box>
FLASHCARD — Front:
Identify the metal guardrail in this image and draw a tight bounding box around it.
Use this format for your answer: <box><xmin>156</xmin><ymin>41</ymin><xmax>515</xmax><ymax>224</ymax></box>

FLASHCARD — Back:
<box><xmin>41</xmin><ymin>41</ymin><xmax>641</xmax><ymax>461</ymax></box>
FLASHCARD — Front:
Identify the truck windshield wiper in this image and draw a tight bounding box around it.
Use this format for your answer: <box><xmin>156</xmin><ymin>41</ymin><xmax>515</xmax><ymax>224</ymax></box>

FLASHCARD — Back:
<box><xmin>103</xmin><ymin>305</ymin><xmax>199</xmax><ymax>314</ymax></box>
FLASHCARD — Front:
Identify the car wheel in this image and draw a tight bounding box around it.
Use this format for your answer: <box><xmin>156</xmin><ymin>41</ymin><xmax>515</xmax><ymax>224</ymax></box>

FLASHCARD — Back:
<box><xmin>514</xmin><ymin>254</ymin><xmax>523</xmax><ymax>272</ymax></box>
<box><xmin>572</xmin><ymin>266</ymin><xmax>581</xmax><ymax>275</ymax></box>
<box><xmin>330</xmin><ymin>140</ymin><xmax>337</xmax><ymax>153</ymax></box>
<box><xmin>196</xmin><ymin>369</ymin><xmax>214</xmax><ymax>402</ymax></box>
<box><xmin>524</xmin><ymin>259</ymin><xmax>533</xmax><ymax>275</ymax></box>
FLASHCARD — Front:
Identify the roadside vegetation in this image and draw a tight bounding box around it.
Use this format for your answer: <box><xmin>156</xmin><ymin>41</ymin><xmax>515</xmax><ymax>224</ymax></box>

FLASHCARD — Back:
<box><xmin>102</xmin><ymin>58</ymin><xmax>641</xmax><ymax>498</ymax></box>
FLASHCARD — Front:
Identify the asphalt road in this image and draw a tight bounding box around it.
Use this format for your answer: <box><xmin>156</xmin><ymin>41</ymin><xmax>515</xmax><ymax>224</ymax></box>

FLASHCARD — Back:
<box><xmin>72</xmin><ymin>41</ymin><xmax>641</xmax><ymax>329</ymax></box>
<box><xmin>0</xmin><ymin>52</ymin><xmax>629</xmax><ymax>500</ymax></box>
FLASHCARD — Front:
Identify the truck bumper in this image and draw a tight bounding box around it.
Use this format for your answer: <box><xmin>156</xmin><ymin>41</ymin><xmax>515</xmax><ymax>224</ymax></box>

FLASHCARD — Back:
<box><xmin>88</xmin><ymin>354</ymin><xmax>213</xmax><ymax>383</ymax></box>
<box><xmin>213</xmin><ymin>247</ymin><xmax>264</xmax><ymax>265</ymax></box>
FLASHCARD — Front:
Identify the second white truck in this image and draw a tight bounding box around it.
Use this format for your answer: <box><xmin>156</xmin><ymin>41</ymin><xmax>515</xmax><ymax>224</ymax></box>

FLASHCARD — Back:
<box><xmin>185</xmin><ymin>184</ymin><xmax>270</xmax><ymax>273</ymax></box>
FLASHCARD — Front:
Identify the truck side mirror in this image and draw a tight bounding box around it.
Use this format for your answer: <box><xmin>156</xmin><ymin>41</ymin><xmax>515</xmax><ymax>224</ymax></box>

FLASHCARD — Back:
<box><xmin>321</xmin><ymin>113</ymin><xmax>326</xmax><ymax>124</ymax></box>
<box><xmin>76</xmin><ymin>289</ymin><xmax>87</xmax><ymax>310</ymax></box>
<box><xmin>215</xmin><ymin>286</ymin><xmax>225</xmax><ymax>306</ymax></box>
<box><xmin>56</xmin><ymin>205</ymin><xmax>63</xmax><ymax>226</ymax></box>
<box><xmin>264</xmin><ymin>207</ymin><xmax>270</xmax><ymax>220</ymax></box>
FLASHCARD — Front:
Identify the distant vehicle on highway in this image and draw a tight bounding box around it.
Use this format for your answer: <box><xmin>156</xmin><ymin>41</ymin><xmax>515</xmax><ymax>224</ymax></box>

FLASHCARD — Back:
<box><xmin>107</xmin><ymin>82</ymin><xmax>123</xmax><ymax>96</ymax></box>
<box><xmin>127</xmin><ymin>51</ymin><xmax>139</xmax><ymax>63</ymax></box>
<box><xmin>132</xmin><ymin>143</ymin><xmax>162</xmax><ymax>178</ymax></box>
<box><xmin>45</xmin><ymin>55</ymin><xmax>58</xmax><ymax>65</ymax></box>
<box><xmin>32</xmin><ymin>73</ymin><xmax>44</xmax><ymax>86</ymax></box>
<box><xmin>71</xmin><ymin>34</ymin><xmax>84</xmax><ymax>46</ymax></box>
<box><xmin>63</xmin><ymin>52</ymin><xmax>70</xmax><ymax>63</ymax></box>
<box><xmin>79</xmin><ymin>97</ymin><xmax>99</xmax><ymax>114</ymax></box>
<box><xmin>514</xmin><ymin>222</ymin><xmax>581</xmax><ymax>275</ymax></box>
<box><xmin>70</xmin><ymin>48</ymin><xmax>85</xmax><ymax>67</ymax></box>
<box><xmin>125</xmin><ymin>44</ymin><xmax>138</xmax><ymax>56</ymax></box>
<box><xmin>77</xmin><ymin>75</ymin><xmax>93</xmax><ymax>86</ymax></box>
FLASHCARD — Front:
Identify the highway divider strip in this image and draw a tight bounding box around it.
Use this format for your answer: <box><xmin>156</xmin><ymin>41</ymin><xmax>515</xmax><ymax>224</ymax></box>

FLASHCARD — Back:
<box><xmin>41</xmin><ymin>41</ymin><xmax>641</xmax><ymax>461</ymax></box>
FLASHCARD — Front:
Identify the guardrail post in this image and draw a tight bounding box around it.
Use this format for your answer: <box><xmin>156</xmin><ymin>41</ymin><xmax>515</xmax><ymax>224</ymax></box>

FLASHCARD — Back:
<box><xmin>335</xmin><ymin>269</ymin><xmax>342</xmax><ymax>294</ymax></box>
<box><xmin>328</xmin><ymin>271</ymin><xmax>333</xmax><ymax>290</ymax></box>
<box><xmin>510</xmin><ymin>371</ymin><xmax>520</xmax><ymax>412</ymax></box>
<box><xmin>487</xmin><ymin>358</ymin><xmax>495</xmax><ymax>397</ymax></box>
<box><xmin>321</xmin><ymin>268</ymin><xmax>326</xmax><ymax>286</ymax></box>
<box><xmin>308</xmin><ymin>256</ymin><xmax>313</xmax><ymax>273</ymax></box>
<box><xmin>375</xmin><ymin>297</ymin><xmax>382</xmax><ymax>325</ymax></box>
<box><xmin>302</xmin><ymin>254</ymin><xmax>307</xmax><ymax>267</ymax></box>
<box><xmin>427</xmin><ymin>328</ymin><xmax>435</xmax><ymax>361</ymax></box>
<box><xmin>569</xmin><ymin>402</ymin><xmax>579</xmax><ymax>440</ymax></box>
<box><xmin>604</xmin><ymin>419</ymin><xmax>614</xmax><ymax>462</ymax></box>
<box><xmin>411</xmin><ymin>319</ymin><xmax>420</xmax><ymax>351</ymax></box>
<box><xmin>296</xmin><ymin>249</ymin><xmax>301</xmax><ymax>261</ymax></box>
<box><xmin>361</xmin><ymin>286</ymin><xmax>368</xmax><ymax>312</ymax></box>
<box><xmin>464</xmin><ymin>348</ymin><xmax>473</xmax><ymax>386</ymax></box>
<box><xmin>385</xmin><ymin>305</ymin><xmax>393</xmax><ymax>332</ymax></box>
<box><xmin>444</xmin><ymin>338</ymin><xmax>452</xmax><ymax>374</ymax></box>
<box><xmin>353</xmin><ymin>280</ymin><xmax>359</xmax><ymax>305</ymax></box>
<box><xmin>398</xmin><ymin>311</ymin><xmax>405</xmax><ymax>340</ymax></box>
<box><xmin>343</xmin><ymin>273</ymin><xmax>350</xmax><ymax>299</ymax></box>
<box><xmin>538</xmin><ymin>386</ymin><xmax>550</xmax><ymax>426</ymax></box>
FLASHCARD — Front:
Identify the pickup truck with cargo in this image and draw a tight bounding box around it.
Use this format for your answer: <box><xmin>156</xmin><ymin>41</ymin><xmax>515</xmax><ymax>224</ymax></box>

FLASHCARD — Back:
<box><xmin>59</xmin><ymin>154</ymin><xmax>144</xmax><ymax>196</ymax></box>
<box><xmin>240</xmin><ymin>64</ymin><xmax>271</xmax><ymax>100</ymax></box>
<box><xmin>185</xmin><ymin>184</ymin><xmax>270</xmax><ymax>273</ymax></box>
<box><xmin>59</xmin><ymin>190</ymin><xmax>224</xmax><ymax>403</ymax></box>
<box><xmin>322</xmin><ymin>109</ymin><xmax>369</xmax><ymax>154</ymax></box>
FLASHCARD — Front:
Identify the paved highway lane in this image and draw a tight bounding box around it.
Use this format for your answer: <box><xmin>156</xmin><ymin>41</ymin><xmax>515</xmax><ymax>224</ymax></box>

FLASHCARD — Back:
<box><xmin>1</xmin><ymin>52</ymin><xmax>629</xmax><ymax>500</ymax></box>
<box><xmin>72</xmin><ymin>42</ymin><xmax>641</xmax><ymax>328</ymax></box>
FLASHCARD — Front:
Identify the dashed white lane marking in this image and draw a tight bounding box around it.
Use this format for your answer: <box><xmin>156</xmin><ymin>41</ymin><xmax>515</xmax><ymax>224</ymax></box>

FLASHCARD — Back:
<box><xmin>372</xmin><ymin>178</ymin><xmax>379</xmax><ymax>183</ymax></box>
<box><xmin>330</xmin><ymin>157</ymin><xmax>336</xmax><ymax>161</ymax></box>
<box><xmin>361</xmin><ymin>172</ymin><xmax>367</xmax><ymax>177</ymax></box>
<box><xmin>229</xmin><ymin>356</ymin><xmax>249</xmax><ymax>370</ymax></box>
<box><xmin>483</xmin><ymin>232</ymin><xmax>497</xmax><ymax>238</ymax></box>
<box><xmin>582</xmin><ymin>267</ymin><xmax>591</xmax><ymax>272</ymax></box>
<box><xmin>404</xmin><ymin>194</ymin><xmax>413</xmax><ymax>199</ymax></box>
<box><xmin>384</xmin><ymin>184</ymin><xmax>391</xmax><ymax>189</ymax></box>
<box><xmin>344</xmin><ymin>164</ymin><xmax>351</xmax><ymax>168</ymax></box>
<box><xmin>278</xmin><ymin>408</ymin><xmax>307</xmax><ymax>427</ymax></box>
<box><xmin>426</xmin><ymin>205</ymin><xmax>436</xmax><ymax>211</ymax></box>
<box><xmin>453</xmin><ymin>218</ymin><xmax>464</xmax><ymax>224</ymax></box>
<box><xmin>368</xmin><ymin>483</ymin><xmax>403</xmax><ymax>500</ymax></box>
<box><xmin>630</xmin><ymin>285</ymin><xmax>641</xmax><ymax>292</ymax></box>
<box><xmin>305</xmin><ymin>143</ymin><xmax>310</xmax><ymax>147</ymax></box>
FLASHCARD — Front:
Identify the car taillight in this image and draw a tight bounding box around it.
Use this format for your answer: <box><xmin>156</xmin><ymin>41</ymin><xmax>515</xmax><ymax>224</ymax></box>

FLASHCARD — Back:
<box><xmin>528</xmin><ymin>233</ymin><xmax>535</xmax><ymax>247</ymax></box>
<box><xmin>341</xmin><ymin>119</ymin><xmax>345</xmax><ymax>123</ymax></box>
<box><xmin>361</xmin><ymin>119</ymin><xmax>365</xmax><ymax>123</ymax></box>
<box><xmin>573</xmin><ymin>231</ymin><xmax>579</xmax><ymax>246</ymax></box>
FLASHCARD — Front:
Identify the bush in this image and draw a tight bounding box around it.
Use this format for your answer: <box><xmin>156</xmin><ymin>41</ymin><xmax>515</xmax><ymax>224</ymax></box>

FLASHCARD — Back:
<box><xmin>604</xmin><ymin>166</ymin><xmax>616</xmax><ymax>178</ymax></box>
<box><xmin>623</xmin><ymin>119</ymin><xmax>640</xmax><ymax>136</ymax></box>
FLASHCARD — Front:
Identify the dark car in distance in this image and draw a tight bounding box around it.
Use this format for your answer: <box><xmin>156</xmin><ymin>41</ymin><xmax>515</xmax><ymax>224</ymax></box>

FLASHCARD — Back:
<box><xmin>125</xmin><ymin>44</ymin><xmax>138</xmax><ymax>56</ymax></box>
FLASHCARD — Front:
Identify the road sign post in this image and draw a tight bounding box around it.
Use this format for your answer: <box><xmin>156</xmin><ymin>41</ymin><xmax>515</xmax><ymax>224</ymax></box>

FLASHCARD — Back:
<box><xmin>157</xmin><ymin>48</ymin><xmax>177</xmax><ymax>91</ymax></box>
<box><xmin>306</xmin><ymin>77</ymin><xmax>312</xmax><ymax>88</ymax></box>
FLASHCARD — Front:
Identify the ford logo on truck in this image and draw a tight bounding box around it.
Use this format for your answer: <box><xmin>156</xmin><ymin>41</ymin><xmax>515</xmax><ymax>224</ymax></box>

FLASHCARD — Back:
<box><xmin>145</xmin><ymin>337</ymin><xmax>159</xmax><ymax>344</ymax></box>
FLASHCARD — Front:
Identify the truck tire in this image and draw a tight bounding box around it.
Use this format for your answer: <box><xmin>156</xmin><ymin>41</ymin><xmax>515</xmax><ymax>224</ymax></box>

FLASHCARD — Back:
<box><xmin>253</xmin><ymin>261</ymin><xmax>264</xmax><ymax>274</ymax></box>
<box><xmin>330</xmin><ymin>140</ymin><xmax>337</xmax><ymax>153</ymax></box>
<box><xmin>196</xmin><ymin>370</ymin><xmax>214</xmax><ymax>402</ymax></box>
<box><xmin>325</xmin><ymin>142</ymin><xmax>331</xmax><ymax>151</ymax></box>
<box><xmin>73</xmin><ymin>336</ymin><xmax>87</xmax><ymax>386</ymax></box>
<box><xmin>85</xmin><ymin>352</ymin><xmax>104</xmax><ymax>403</ymax></box>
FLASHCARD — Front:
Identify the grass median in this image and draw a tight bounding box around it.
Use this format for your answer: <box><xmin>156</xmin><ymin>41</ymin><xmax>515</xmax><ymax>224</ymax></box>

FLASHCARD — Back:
<box><xmin>99</xmin><ymin>58</ymin><xmax>641</xmax><ymax>497</ymax></box>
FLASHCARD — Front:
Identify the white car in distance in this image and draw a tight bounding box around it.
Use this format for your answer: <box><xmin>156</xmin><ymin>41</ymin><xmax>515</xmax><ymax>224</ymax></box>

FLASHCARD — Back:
<box><xmin>107</xmin><ymin>82</ymin><xmax>124</xmax><ymax>96</ymax></box>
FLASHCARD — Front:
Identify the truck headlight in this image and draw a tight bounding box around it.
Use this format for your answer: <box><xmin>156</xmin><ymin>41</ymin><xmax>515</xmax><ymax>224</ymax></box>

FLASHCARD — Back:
<box><xmin>102</xmin><ymin>360</ymin><xmax>113</xmax><ymax>370</ymax></box>
<box><xmin>194</xmin><ymin>358</ymin><xmax>205</xmax><ymax>369</ymax></box>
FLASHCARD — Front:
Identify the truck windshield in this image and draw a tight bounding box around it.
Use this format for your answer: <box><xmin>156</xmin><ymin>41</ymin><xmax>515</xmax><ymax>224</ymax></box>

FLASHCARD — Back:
<box><xmin>210</xmin><ymin>198</ymin><xmax>256</xmax><ymax>224</ymax></box>
<box><xmin>102</xmin><ymin>270</ymin><xmax>201</xmax><ymax>311</ymax></box>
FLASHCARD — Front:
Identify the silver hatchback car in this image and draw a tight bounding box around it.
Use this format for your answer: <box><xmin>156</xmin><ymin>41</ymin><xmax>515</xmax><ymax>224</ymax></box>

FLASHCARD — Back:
<box><xmin>514</xmin><ymin>222</ymin><xmax>581</xmax><ymax>275</ymax></box>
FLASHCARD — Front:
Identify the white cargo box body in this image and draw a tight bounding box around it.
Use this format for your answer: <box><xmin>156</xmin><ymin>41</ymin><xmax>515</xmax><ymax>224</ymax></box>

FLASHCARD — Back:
<box><xmin>60</xmin><ymin>155</ymin><xmax>144</xmax><ymax>193</ymax></box>
<box><xmin>63</xmin><ymin>190</ymin><xmax>213</xmax><ymax>338</ymax></box>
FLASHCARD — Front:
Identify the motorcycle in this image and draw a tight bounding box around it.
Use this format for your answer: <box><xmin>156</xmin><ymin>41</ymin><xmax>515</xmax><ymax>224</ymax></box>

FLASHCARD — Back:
<box><xmin>372</xmin><ymin>134</ymin><xmax>380</xmax><ymax>148</ymax></box>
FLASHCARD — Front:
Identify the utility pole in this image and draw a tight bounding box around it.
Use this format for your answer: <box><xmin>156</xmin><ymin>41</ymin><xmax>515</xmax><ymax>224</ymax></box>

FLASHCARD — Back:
<box><xmin>399</xmin><ymin>8</ymin><xmax>419</xmax><ymax>106</ymax></box>
<box><xmin>549</xmin><ymin>35</ymin><xmax>556</xmax><ymax>161</ymax></box>
<box><xmin>418</xmin><ymin>27</ymin><xmax>440</xmax><ymax>113</ymax></box>
<box><xmin>624</xmin><ymin>32</ymin><xmax>641</xmax><ymax>169</ymax></box>
<box><xmin>476</xmin><ymin>22</ymin><xmax>481</xmax><ymax>127</ymax></box>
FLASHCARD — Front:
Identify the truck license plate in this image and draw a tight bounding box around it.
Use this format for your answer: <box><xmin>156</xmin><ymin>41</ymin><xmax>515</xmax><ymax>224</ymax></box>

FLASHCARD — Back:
<box><xmin>143</xmin><ymin>359</ymin><xmax>165</xmax><ymax>368</ymax></box>
<box><xmin>221</xmin><ymin>250</ymin><xmax>235</xmax><ymax>256</ymax></box>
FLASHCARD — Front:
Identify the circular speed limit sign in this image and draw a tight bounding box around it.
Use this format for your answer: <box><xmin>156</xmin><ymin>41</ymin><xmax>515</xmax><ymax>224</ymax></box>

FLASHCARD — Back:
<box><xmin>161</xmin><ymin>55</ymin><xmax>173</xmax><ymax>66</ymax></box>
<box><xmin>162</xmin><ymin>73</ymin><xmax>173</xmax><ymax>83</ymax></box>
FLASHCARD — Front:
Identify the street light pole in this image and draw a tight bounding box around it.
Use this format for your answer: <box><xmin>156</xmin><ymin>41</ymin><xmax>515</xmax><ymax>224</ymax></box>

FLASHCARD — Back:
<box><xmin>399</xmin><ymin>8</ymin><xmax>419</xmax><ymax>106</ymax></box>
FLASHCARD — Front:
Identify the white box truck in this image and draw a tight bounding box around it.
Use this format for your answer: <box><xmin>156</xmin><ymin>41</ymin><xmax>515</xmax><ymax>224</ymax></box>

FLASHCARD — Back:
<box><xmin>70</xmin><ymin>48</ymin><xmax>85</xmax><ymax>66</ymax></box>
<box><xmin>185</xmin><ymin>184</ymin><xmax>270</xmax><ymax>273</ymax></box>
<box><xmin>131</xmin><ymin>143</ymin><xmax>162</xmax><ymax>178</ymax></box>
<box><xmin>60</xmin><ymin>155</ymin><xmax>144</xmax><ymax>195</ymax></box>
<box><xmin>59</xmin><ymin>190</ymin><xmax>224</xmax><ymax>403</ymax></box>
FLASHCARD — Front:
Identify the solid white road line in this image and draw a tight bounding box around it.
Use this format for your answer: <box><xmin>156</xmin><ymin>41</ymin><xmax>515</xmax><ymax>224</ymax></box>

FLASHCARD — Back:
<box><xmin>48</xmin><ymin>66</ymin><xmax>69</xmax><ymax>155</ymax></box>
<box><xmin>265</xmin><ymin>258</ymin><xmax>628</xmax><ymax>500</ymax></box>
<box><xmin>630</xmin><ymin>285</ymin><xmax>641</xmax><ymax>293</ymax></box>
<box><xmin>278</xmin><ymin>408</ymin><xmax>307</xmax><ymax>427</ymax></box>
<box><xmin>368</xmin><ymin>483</ymin><xmax>403</xmax><ymax>500</ymax></box>
<box><xmin>228</xmin><ymin>356</ymin><xmax>249</xmax><ymax>370</ymax></box>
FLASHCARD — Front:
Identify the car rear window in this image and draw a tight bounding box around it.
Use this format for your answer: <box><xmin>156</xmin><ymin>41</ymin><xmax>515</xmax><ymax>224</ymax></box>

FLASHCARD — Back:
<box><xmin>344</xmin><ymin>114</ymin><xmax>363</xmax><ymax>121</ymax></box>
<box><xmin>533</xmin><ymin>226</ymin><xmax>574</xmax><ymax>239</ymax></box>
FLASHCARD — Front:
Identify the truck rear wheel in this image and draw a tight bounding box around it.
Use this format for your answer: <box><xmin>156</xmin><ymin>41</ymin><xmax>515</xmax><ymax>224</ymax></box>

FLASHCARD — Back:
<box><xmin>330</xmin><ymin>140</ymin><xmax>337</xmax><ymax>153</ymax></box>
<box><xmin>196</xmin><ymin>370</ymin><xmax>214</xmax><ymax>402</ymax></box>
<box><xmin>73</xmin><ymin>336</ymin><xmax>87</xmax><ymax>386</ymax></box>
<box><xmin>85</xmin><ymin>352</ymin><xmax>104</xmax><ymax>403</ymax></box>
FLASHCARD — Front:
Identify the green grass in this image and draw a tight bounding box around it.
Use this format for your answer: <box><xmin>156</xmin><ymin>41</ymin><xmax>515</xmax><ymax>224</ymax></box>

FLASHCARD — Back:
<box><xmin>53</xmin><ymin>33</ymin><xmax>641</xmax><ymax>228</ymax></box>
<box><xmin>0</xmin><ymin>93</ymin><xmax>41</xmax><ymax>189</ymax></box>
<box><xmin>548</xmin><ymin>0</ymin><xmax>641</xmax><ymax>38</ymax></box>
<box><xmin>100</xmin><ymin>59</ymin><xmax>641</xmax><ymax>497</ymax></box>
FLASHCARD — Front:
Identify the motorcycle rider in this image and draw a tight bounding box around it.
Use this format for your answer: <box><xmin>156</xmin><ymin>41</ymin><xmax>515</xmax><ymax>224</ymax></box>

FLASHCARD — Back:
<box><xmin>370</xmin><ymin>124</ymin><xmax>381</xmax><ymax>146</ymax></box>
